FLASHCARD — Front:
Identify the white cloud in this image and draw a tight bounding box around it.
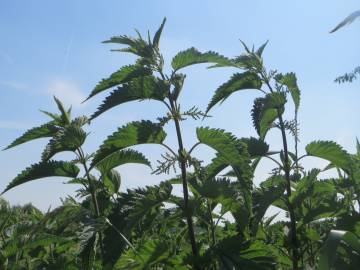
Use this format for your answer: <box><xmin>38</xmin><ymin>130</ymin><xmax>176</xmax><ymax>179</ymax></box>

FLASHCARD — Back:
<box><xmin>46</xmin><ymin>79</ymin><xmax>86</xmax><ymax>107</ymax></box>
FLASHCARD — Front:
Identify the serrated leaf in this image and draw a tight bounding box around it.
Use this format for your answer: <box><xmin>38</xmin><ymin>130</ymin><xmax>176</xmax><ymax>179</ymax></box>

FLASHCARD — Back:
<box><xmin>251</xmin><ymin>175</ymin><xmax>286</xmax><ymax>235</ymax></box>
<box><xmin>92</xmin><ymin>121</ymin><xmax>166</xmax><ymax>167</ymax></box>
<box><xmin>253</xmin><ymin>92</ymin><xmax>286</xmax><ymax>139</ymax></box>
<box><xmin>2</xmin><ymin>161</ymin><xmax>79</xmax><ymax>194</ymax></box>
<box><xmin>103</xmin><ymin>170</ymin><xmax>121</xmax><ymax>194</ymax></box>
<box><xmin>196</xmin><ymin>127</ymin><xmax>252</xmax><ymax>186</ymax></box>
<box><xmin>4</xmin><ymin>122</ymin><xmax>58</xmax><ymax>150</ymax></box>
<box><xmin>95</xmin><ymin>149</ymin><xmax>151</xmax><ymax>173</ymax></box>
<box><xmin>114</xmin><ymin>239</ymin><xmax>172</xmax><ymax>270</ymax></box>
<box><xmin>103</xmin><ymin>33</ymin><xmax>153</xmax><ymax>59</ymax></box>
<box><xmin>53</xmin><ymin>96</ymin><xmax>71</xmax><ymax>125</ymax></box>
<box><xmin>206</xmin><ymin>72</ymin><xmax>262</xmax><ymax>113</ymax></box>
<box><xmin>85</xmin><ymin>65</ymin><xmax>151</xmax><ymax>101</ymax></box>
<box><xmin>318</xmin><ymin>230</ymin><xmax>360</xmax><ymax>270</ymax></box>
<box><xmin>240</xmin><ymin>137</ymin><xmax>269</xmax><ymax>158</ymax></box>
<box><xmin>275</xmin><ymin>72</ymin><xmax>300</xmax><ymax>111</ymax></box>
<box><xmin>3</xmin><ymin>234</ymin><xmax>67</xmax><ymax>257</ymax></box>
<box><xmin>259</xmin><ymin>108</ymin><xmax>278</xmax><ymax>139</ymax></box>
<box><xmin>152</xmin><ymin>17</ymin><xmax>166</xmax><ymax>49</ymax></box>
<box><xmin>171</xmin><ymin>47</ymin><xmax>230</xmax><ymax>71</ymax></box>
<box><xmin>91</xmin><ymin>76</ymin><xmax>168</xmax><ymax>120</ymax></box>
<box><xmin>196</xmin><ymin>127</ymin><xmax>253</xmax><ymax>216</ymax></box>
<box><xmin>256</xmin><ymin>40</ymin><xmax>269</xmax><ymax>57</ymax></box>
<box><xmin>305</xmin><ymin>140</ymin><xmax>352</xmax><ymax>171</ymax></box>
<box><xmin>42</xmin><ymin>125</ymin><xmax>87</xmax><ymax>161</ymax></box>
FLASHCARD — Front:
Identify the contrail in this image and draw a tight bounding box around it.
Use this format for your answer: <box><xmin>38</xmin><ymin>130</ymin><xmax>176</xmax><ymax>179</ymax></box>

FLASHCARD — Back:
<box><xmin>62</xmin><ymin>32</ymin><xmax>74</xmax><ymax>74</ymax></box>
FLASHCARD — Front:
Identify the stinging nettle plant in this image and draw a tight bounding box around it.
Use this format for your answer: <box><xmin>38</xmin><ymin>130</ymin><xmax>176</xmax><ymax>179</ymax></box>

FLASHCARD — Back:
<box><xmin>3</xmin><ymin>18</ymin><xmax>360</xmax><ymax>270</ymax></box>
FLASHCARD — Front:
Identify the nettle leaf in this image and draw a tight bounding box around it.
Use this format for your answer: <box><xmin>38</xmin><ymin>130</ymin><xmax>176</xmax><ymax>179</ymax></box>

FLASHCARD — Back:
<box><xmin>204</xmin><ymin>237</ymin><xmax>276</xmax><ymax>270</ymax></box>
<box><xmin>205</xmin><ymin>153</ymin><xmax>231</xmax><ymax>180</ymax></box>
<box><xmin>103</xmin><ymin>33</ymin><xmax>153</xmax><ymax>59</ymax></box>
<box><xmin>305</xmin><ymin>140</ymin><xmax>353</xmax><ymax>171</ymax></box>
<box><xmin>196</xmin><ymin>127</ymin><xmax>253</xmax><ymax>192</ymax></box>
<box><xmin>92</xmin><ymin>121</ymin><xmax>166</xmax><ymax>167</ymax></box>
<box><xmin>256</xmin><ymin>40</ymin><xmax>269</xmax><ymax>57</ymax></box>
<box><xmin>275</xmin><ymin>72</ymin><xmax>300</xmax><ymax>111</ymax></box>
<box><xmin>4</xmin><ymin>122</ymin><xmax>59</xmax><ymax>150</ymax></box>
<box><xmin>152</xmin><ymin>17</ymin><xmax>166</xmax><ymax>49</ymax></box>
<box><xmin>171</xmin><ymin>47</ymin><xmax>230</xmax><ymax>71</ymax></box>
<box><xmin>196</xmin><ymin>127</ymin><xmax>253</xmax><ymax>215</ymax></box>
<box><xmin>91</xmin><ymin>76</ymin><xmax>168</xmax><ymax>120</ymax></box>
<box><xmin>318</xmin><ymin>230</ymin><xmax>360</xmax><ymax>270</ymax></box>
<box><xmin>103</xmin><ymin>170</ymin><xmax>121</xmax><ymax>195</ymax></box>
<box><xmin>2</xmin><ymin>161</ymin><xmax>79</xmax><ymax>194</ymax></box>
<box><xmin>42</xmin><ymin>125</ymin><xmax>87</xmax><ymax>161</ymax></box>
<box><xmin>85</xmin><ymin>65</ymin><xmax>152</xmax><ymax>101</ymax></box>
<box><xmin>125</xmin><ymin>182</ymin><xmax>173</xmax><ymax>228</ymax></box>
<box><xmin>54</xmin><ymin>96</ymin><xmax>71</xmax><ymax>125</ymax></box>
<box><xmin>96</xmin><ymin>149</ymin><xmax>151</xmax><ymax>174</ymax></box>
<box><xmin>251</xmin><ymin>176</ymin><xmax>286</xmax><ymax>235</ymax></box>
<box><xmin>252</xmin><ymin>92</ymin><xmax>286</xmax><ymax>139</ymax></box>
<box><xmin>171</xmin><ymin>73</ymin><xmax>186</xmax><ymax>100</ymax></box>
<box><xmin>240</xmin><ymin>137</ymin><xmax>269</xmax><ymax>158</ymax></box>
<box><xmin>206</xmin><ymin>72</ymin><xmax>263</xmax><ymax>113</ymax></box>
<box><xmin>114</xmin><ymin>239</ymin><xmax>173</xmax><ymax>270</ymax></box>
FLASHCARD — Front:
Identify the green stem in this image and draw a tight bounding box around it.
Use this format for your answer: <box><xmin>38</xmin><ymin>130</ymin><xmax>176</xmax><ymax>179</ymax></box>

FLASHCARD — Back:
<box><xmin>262</xmin><ymin>73</ymin><xmax>299</xmax><ymax>270</ymax></box>
<box><xmin>168</xmin><ymin>97</ymin><xmax>200</xmax><ymax>269</ymax></box>
<box><xmin>76</xmin><ymin>147</ymin><xmax>105</xmax><ymax>259</ymax></box>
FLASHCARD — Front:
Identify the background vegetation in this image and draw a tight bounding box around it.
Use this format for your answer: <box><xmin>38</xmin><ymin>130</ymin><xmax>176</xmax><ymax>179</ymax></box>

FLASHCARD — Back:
<box><xmin>1</xmin><ymin>3</ymin><xmax>359</xmax><ymax>270</ymax></box>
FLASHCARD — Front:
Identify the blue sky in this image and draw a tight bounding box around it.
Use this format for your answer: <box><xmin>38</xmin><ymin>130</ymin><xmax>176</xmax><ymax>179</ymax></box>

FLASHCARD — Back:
<box><xmin>0</xmin><ymin>0</ymin><xmax>359</xmax><ymax>210</ymax></box>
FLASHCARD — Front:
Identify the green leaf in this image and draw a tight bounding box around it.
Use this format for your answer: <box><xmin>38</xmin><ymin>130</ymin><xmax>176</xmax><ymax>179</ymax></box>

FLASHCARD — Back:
<box><xmin>103</xmin><ymin>33</ymin><xmax>153</xmax><ymax>59</ymax></box>
<box><xmin>53</xmin><ymin>96</ymin><xmax>71</xmax><ymax>125</ymax></box>
<box><xmin>240</xmin><ymin>137</ymin><xmax>269</xmax><ymax>158</ymax></box>
<box><xmin>114</xmin><ymin>239</ymin><xmax>172</xmax><ymax>270</ymax></box>
<box><xmin>4</xmin><ymin>122</ymin><xmax>58</xmax><ymax>150</ymax></box>
<box><xmin>251</xmin><ymin>176</ymin><xmax>286</xmax><ymax>235</ymax></box>
<box><xmin>3</xmin><ymin>234</ymin><xmax>67</xmax><ymax>257</ymax></box>
<box><xmin>152</xmin><ymin>17</ymin><xmax>166</xmax><ymax>49</ymax></box>
<box><xmin>275</xmin><ymin>72</ymin><xmax>300</xmax><ymax>111</ymax></box>
<box><xmin>92</xmin><ymin>121</ymin><xmax>166</xmax><ymax>167</ymax></box>
<box><xmin>203</xmin><ymin>237</ymin><xmax>276</xmax><ymax>270</ymax></box>
<box><xmin>85</xmin><ymin>65</ymin><xmax>152</xmax><ymax>101</ymax></box>
<box><xmin>259</xmin><ymin>108</ymin><xmax>278</xmax><ymax>139</ymax></box>
<box><xmin>206</xmin><ymin>72</ymin><xmax>263</xmax><ymax>113</ymax></box>
<box><xmin>196</xmin><ymin>127</ymin><xmax>253</xmax><ymax>213</ymax></box>
<box><xmin>196</xmin><ymin>127</ymin><xmax>252</xmax><ymax>185</ymax></box>
<box><xmin>171</xmin><ymin>47</ymin><xmax>230</xmax><ymax>71</ymax></box>
<box><xmin>252</xmin><ymin>92</ymin><xmax>286</xmax><ymax>139</ymax></box>
<box><xmin>2</xmin><ymin>161</ymin><xmax>79</xmax><ymax>194</ymax></box>
<box><xmin>42</xmin><ymin>124</ymin><xmax>87</xmax><ymax>161</ymax></box>
<box><xmin>95</xmin><ymin>149</ymin><xmax>151</xmax><ymax>173</ymax></box>
<box><xmin>256</xmin><ymin>40</ymin><xmax>269</xmax><ymax>57</ymax></box>
<box><xmin>318</xmin><ymin>230</ymin><xmax>360</xmax><ymax>270</ymax></box>
<box><xmin>103</xmin><ymin>170</ymin><xmax>121</xmax><ymax>194</ymax></box>
<box><xmin>90</xmin><ymin>76</ymin><xmax>168</xmax><ymax>120</ymax></box>
<box><xmin>305</xmin><ymin>140</ymin><xmax>352</xmax><ymax>171</ymax></box>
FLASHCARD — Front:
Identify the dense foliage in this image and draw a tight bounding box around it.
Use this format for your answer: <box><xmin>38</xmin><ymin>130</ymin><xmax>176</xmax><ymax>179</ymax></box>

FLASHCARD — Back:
<box><xmin>2</xmin><ymin>19</ymin><xmax>360</xmax><ymax>269</ymax></box>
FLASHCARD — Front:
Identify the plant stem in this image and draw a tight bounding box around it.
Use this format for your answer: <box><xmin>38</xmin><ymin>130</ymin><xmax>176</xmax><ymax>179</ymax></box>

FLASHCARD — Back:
<box><xmin>168</xmin><ymin>97</ymin><xmax>200</xmax><ymax>269</ymax></box>
<box><xmin>262</xmin><ymin>73</ymin><xmax>299</xmax><ymax>270</ymax></box>
<box><xmin>77</xmin><ymin>147</ymin><xmax>105</xmax><ymax>259</ymax></box>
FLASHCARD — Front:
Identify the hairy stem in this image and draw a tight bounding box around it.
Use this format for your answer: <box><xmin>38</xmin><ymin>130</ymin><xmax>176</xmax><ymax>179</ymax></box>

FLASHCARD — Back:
<box><xmin>168</xmin><ymin>97</ymin><xmax>200</xmax><ymax>268</ymax></box>
<box><xmin>77</xmin><ymin>147</ymin><xmax>105</xmax><ymax>259</ymax></box>
<box><xmin>262</xmin><ymin>73</ymin><xmax>299</xmax><ymax>270</ymax></box>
